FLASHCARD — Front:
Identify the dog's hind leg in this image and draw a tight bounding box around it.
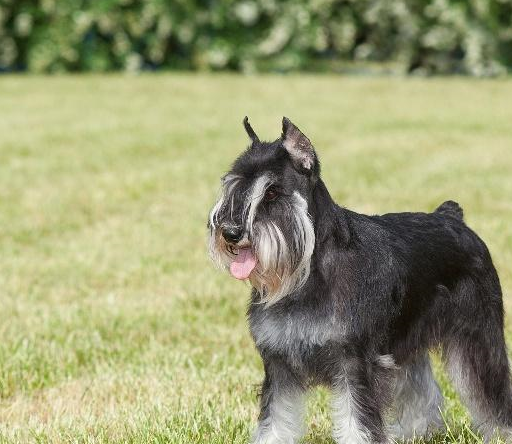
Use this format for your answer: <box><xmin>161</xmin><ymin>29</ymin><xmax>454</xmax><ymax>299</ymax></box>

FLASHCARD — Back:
<box><xmin>443</xmin><ymin>282</ymin><xmax>512</xmax><ymax>441</ymax></box>
<box><xmin>445</xmin><ymin>333</ymin><xmax>512</xmax><ymax>441</ymax></box>
<box><xmin>389</xmin><ymin>353</ymin><xmax>444</xmax><ymax>440</ymax></box>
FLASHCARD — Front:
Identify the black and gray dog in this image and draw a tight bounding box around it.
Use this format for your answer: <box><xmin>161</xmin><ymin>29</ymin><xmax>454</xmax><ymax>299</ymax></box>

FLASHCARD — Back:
<box><xmin>208</xmin><ymin>117</ymin><xmax>512</xmax><ymax>444</ymax></box>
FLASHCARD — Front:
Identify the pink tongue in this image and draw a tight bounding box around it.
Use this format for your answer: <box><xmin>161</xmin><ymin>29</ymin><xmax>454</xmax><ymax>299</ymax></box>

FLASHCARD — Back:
<box><xmin>229</xmin><ymin>248</ymin><xmax>257</xmax><ymax>280</ymax></box>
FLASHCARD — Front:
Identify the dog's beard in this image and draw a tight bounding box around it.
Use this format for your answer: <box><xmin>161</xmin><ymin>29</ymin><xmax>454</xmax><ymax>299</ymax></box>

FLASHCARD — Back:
<box><xmin>208</xmin><ymin>174</ymin><xmax>244</xmax><ymax>271</ymax></box>
<box><xmin>249</xmin><ymin>192</ymin><xmax>315</xmax><ymax>305</ymax></box>
<box><xmin>209</xmin><ymin>188</ymin><xmax>315</xmax><ymax>306</ymax></box>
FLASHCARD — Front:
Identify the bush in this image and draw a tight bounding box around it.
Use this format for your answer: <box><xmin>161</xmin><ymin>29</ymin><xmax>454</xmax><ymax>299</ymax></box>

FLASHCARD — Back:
<box><xmin>1</xmin><ymin>0</ymin><xmax>511</xmax><ymax>75</ymax></box>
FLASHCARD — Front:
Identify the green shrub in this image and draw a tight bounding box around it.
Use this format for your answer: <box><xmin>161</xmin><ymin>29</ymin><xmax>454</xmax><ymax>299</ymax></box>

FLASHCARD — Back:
<box><xmin>1</xmin><ymin>0</ymin><xmax>511</xmax><ymax>75</ymax></box>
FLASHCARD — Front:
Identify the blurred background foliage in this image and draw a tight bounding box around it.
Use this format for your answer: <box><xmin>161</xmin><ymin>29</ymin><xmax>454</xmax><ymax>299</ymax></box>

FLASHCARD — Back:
<box><xmin>0</xmin><ymin>0</ymin><xmax>511</xmax><ymax>76</ymax></box>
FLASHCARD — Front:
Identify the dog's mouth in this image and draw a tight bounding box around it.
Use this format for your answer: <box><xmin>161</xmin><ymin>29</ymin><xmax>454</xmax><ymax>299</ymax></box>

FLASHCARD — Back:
<box><xmin>228</xmin><ymin>246</ymin><xmax>257</xmax><ymax>280</ymax></box>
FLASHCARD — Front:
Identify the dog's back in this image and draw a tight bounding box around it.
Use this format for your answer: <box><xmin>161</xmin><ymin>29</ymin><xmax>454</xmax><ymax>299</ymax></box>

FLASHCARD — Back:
<box><xmin>350</xmin><ymin>200</ymin><xmax>511</xmax><ymax>440</ymax></box>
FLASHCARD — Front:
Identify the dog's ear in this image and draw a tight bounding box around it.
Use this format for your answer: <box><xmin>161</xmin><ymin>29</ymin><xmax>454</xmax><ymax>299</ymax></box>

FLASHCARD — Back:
<box><xmin>281</xmin><ymin>117</ymin><xmax>317</xmax><ymax>173</ymax></box>
<box><xmin>243</xmin><ymin>116</ymin><xmax>259</xmax><ymax>145</ymax></box>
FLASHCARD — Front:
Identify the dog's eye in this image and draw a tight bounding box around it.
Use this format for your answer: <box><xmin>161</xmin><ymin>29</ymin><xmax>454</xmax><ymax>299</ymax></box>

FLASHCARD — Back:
<box><xmin>264</xmin><ymin>187</ymin><xmax>278</xmax><ymax>201</ymax></box>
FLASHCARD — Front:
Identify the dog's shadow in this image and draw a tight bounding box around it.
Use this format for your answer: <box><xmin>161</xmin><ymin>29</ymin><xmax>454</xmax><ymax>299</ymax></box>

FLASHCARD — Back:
<box><xmin>302</xmin><ymin>427</ymin><xmax>501</xmax><ymax>444</ymax></box>
<box><xmin>303</xmin><ymin>431</ymin><xmax>480</xmax><ymax>444</ymax></box>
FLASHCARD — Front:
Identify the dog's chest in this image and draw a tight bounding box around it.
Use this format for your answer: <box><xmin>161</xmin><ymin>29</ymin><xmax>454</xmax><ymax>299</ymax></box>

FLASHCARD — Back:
<box><xmin>249</xmin><ymin>303</ymin><xmax>342</xmax><ymax>367</ymax></box>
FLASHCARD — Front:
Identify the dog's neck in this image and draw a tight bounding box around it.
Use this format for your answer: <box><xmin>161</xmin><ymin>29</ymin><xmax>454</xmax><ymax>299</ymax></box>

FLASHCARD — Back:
<box><xmin>310</xmin><ymin>179</ymin><xmax>352</xmax><ymax>247</ymax></box>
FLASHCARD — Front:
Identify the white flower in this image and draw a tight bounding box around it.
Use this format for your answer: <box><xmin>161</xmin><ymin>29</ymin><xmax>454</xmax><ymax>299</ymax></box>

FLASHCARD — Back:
<box><xmin>125</xmin><ymin>53</ymin><xmax>142</xmax><ymax>73</ymax></box>
<box><xmin>15</xmin><ymin>12</ymin><xmax>33</xmax><ymax>37</ymax></box>
<box><xmin>177</xmin><ymin>24</ymin><xmax>194</xmax><ymax>44</ymax></box>
<box><xmin>258</xmin><ymin>21</ymin><xmax>292</xmax><ymax>56</ymax></box>
<box><xmin>208</xmin><ymin>48</ymin><xmax>230</xmax><ymax>68</ymax></box>
<box><xmin>0</xmin><ymin>37</ymin><xmax>17</xmax><ymax>67</ymax></box>
<box><xmin>234</xmin><ymin>1</ymin><xmax>259</xmax><ymax>26</ymax></box>
<box><xmin>157</xmin><ymin>17</ymin><xmax>173</xmax><ymax>38</ymax></box>
<box><xmin>73</xmin><ymin>12</ymin><xmax>93</xmax><ymax>35</ymax></box>
<box><xmin>354</xmin><ymin>43</ymin><xmax>372</xmax><ymax>60</ymax></box>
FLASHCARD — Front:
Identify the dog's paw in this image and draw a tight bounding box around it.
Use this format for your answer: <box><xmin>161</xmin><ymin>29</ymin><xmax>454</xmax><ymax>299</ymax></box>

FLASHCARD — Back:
<box><xmin>388</xmin><ymin>421</ymin><xmax>445</xmax><ymax>442</ymax></box>
<box><xmin>251</xmin><ymin>438</ymin><xmax>295</xmax><ymax>444</ymax></box>
<box><xmin>251</xmin><ymin>430</ymin><xmax>297</xmax><ymax>444</ymax></box>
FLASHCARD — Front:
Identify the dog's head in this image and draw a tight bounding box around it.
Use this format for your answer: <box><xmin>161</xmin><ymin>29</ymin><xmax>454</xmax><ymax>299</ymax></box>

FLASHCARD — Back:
<box><xmin>208</xmin><ymin>117</ymin><xmax>318</xmax><ymax>305</ymax></box>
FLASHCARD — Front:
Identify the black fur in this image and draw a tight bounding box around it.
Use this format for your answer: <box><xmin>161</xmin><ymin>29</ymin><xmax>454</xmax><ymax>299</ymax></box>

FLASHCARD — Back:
<box><xmin>209</xmin><ymin>117</ymin><xmax>512</xmax><ymax>443</ymax></box>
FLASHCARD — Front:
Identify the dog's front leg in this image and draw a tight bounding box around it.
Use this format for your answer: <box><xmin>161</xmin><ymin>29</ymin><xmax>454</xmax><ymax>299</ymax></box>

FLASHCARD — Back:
<box><xmin>331</xmin><ymin>354</ymin><xmax>391</xmax><ymax>444</ymax></box>
<box><xmin>251</xmin><ymin>358</ymin><xmax>305</xmax><ymax>444</ymax></box>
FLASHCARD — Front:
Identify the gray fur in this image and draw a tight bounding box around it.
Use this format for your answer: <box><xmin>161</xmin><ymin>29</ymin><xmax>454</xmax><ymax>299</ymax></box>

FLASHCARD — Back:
<box><xmin>208</xmin><ymin>117</ymin><xmax>512</xmax><ymax>443</ymax></box>
<box><xmin>390</xmin><ymin>354</ymin><xmax>444</xmax><ymax>440</ymax></box>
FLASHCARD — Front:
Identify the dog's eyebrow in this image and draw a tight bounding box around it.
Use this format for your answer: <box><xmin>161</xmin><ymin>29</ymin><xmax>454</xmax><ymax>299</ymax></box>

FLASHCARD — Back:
<box><xmin>244</xmin><ymin>175</ymin><xmax>273</xmax><ymax>230</ymax></box>
<box><xmin>222</xmin><ymin>173</ymin><xmax>238</xmax><ymax>182</ymax></box>
<box><xmin>222</xmin><ymin>173</ymin><xmax>243</xmax><ymax>184</ymax></box>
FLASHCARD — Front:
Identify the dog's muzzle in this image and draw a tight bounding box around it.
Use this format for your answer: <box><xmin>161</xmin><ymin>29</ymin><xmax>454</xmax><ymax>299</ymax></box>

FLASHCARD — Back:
<box><xmin>221</xmin><ymin>225</ymin><xmax>243</xmax><ymax>244</ymax></box>
<box><xmin>220</xmin><ymin>224</ymin><xmax>257</xmax><ymax>280</ymax></box>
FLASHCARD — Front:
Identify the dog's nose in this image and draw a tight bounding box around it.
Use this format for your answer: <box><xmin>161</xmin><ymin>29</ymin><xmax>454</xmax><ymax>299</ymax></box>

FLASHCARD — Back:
<box><xmin>222</xmin><ymin>225</ymin><xmax>243</xmax><ymax>243</ymax></box>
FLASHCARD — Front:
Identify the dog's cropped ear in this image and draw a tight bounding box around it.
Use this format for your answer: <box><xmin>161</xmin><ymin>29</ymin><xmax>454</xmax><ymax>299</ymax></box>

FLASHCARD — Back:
<box><xmin>243</xmin><ymin>116</ymin><xmax>260</xmax><ymax>145</ymax></box>
<box><xmin>281</xmin><ymin>117</ymin><xmax>317</xmax><ymax>173</ymax></box>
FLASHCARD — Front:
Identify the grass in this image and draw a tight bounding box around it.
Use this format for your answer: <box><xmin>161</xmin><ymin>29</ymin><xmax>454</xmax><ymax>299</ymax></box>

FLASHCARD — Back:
<box><xmin>0</xmin><ymin>74</ymin><xmax>511</xmax><ymax>443</ymax></box>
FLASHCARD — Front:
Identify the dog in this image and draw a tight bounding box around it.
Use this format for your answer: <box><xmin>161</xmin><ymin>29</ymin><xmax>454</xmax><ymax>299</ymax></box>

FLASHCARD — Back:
<box><xmin>208</xmin><ymin>117</ymin><xmax>512</xmax><ymax>443</ymax></box>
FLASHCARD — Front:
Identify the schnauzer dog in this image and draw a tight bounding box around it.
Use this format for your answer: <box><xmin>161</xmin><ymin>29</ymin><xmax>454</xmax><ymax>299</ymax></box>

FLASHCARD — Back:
<box><xmin>208</xmin><ymin>117</ymin><xmax>512</xmax><ymax>443</ymax></box>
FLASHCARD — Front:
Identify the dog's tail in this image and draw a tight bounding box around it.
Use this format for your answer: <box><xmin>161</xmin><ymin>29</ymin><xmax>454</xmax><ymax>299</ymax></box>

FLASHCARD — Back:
<box><xmin>435</xmin><ymin>200</ymin><xmax>464</xmax><ymax>221</ymax></box>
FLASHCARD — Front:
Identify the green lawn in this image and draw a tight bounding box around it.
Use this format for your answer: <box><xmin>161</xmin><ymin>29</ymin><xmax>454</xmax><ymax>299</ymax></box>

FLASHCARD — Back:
<box><xmin>1</xmin><ymin>75</ymin><xmax>512</xmax><ymax>443</ymax></box>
